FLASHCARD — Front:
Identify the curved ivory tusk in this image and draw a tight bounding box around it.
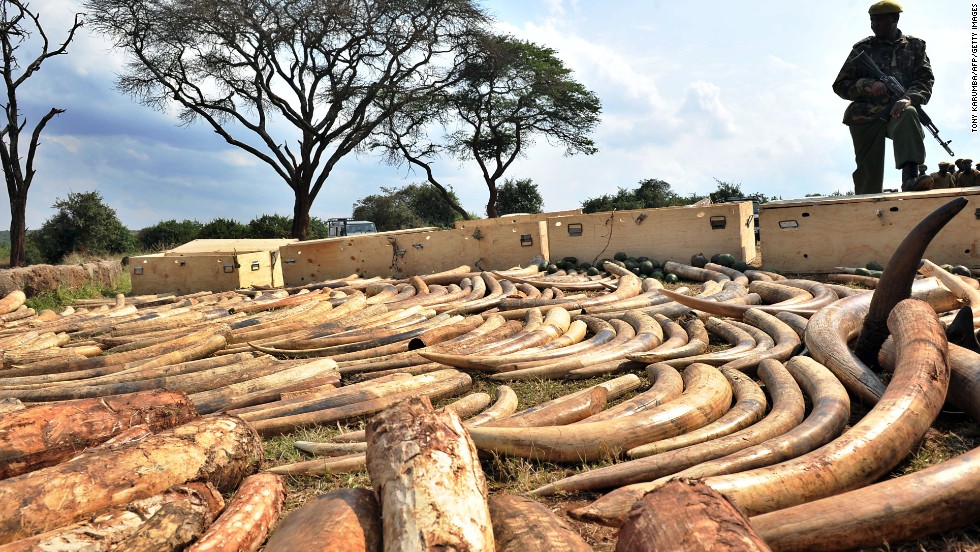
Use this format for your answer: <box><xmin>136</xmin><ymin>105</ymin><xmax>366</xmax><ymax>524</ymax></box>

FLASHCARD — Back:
<box><xmin>464</xmin><ymin>385</ymin><xmax>521</xmax><ymax>428</ymax></box>
<box><xmin>626</xmin><ymin>315</ymin><xmax>707</xmax><ymax>363</ymax></box>
<box><xmin>490</xmin><ymin>312</ymin><xmax>663</xmax><ymax>381</ymax></box>
<box><xmin>774</xmin><ymin>311</ymin><xmax>809</xmax><ymax>341</ymax></box>
<box><xmin>704</xmin><ymin>262</ymin><xmax>749</xmax><ymax>286</ymax></box>
<box><xmin>748</xmin><ymin>281</ymin><xmax>813</xmax><ymax>305</ymax></box>
<box><xmin>571</xmin><ymin>354</ymin><xmax>849</xmax><ymax>526</ymax></box>
<box><xmin>570</xmin><ymin>363</ymin><xmax>684</xmax><ymax>423</ymax></box>
<box><xmin>497</xmin><ymin>271</ymin><xmax>643</xmax><ymax>311</ymax></box>
<box><xmin>655</xmin><ymin>318</ymin><xmax>757</xmax><ymax>368</ymax></box>
<box><xmin>491</xmin><ymin>270</ymin><xmax>616</xmax><ymax>292</ymax></box>
<box><xmin>805</xmin><ymin>276</ymin><xmax>961</xmax><ymax>404</ymax></box>
<box><xmin>702</xmin><ymin>299</ymin><xmax>949</xmax><ymax>517</ymax></box>
<box><xmin>719</xmin><ymin>309</ymin><xmax>801</xmax><ymax>373</ymax></box>
<box><xmin>880</xmin><ymin>338</ymin><xmax>980</xmax><ymax>426</ymax></box>
<box><xmin>487</xmin><ymin>375</ymin><xmax>642</xmax><ymax>427</ymax></box>
<box><xmin>919</xmin><ymin>259</ymin><xmax>980</xmax><ymax>308</ymax></box>
<box><xmin>534</xmin><ymin>359</ymin><xmax>802</xmax><ymax>498</ymax></box>
<box><xmin>663</xmin><ymin>262</ymin><xmax>731</xmax><ymax>283</ymax></box>
<box><xmin>852</xmin><ymin>197</ymin><xmax>968</xmax><ymax>366</ymax></box>
<box><xmin>418</xmin><ymin>318</ymin><xmax>603</xmax><ymax>373</ymax></box>
<box><xmin>751</xmin><ymin>444</ymin><xmax>980</xmax><ymax>551</ymax></box>
<box><xmin>623</xmin><ymin>367</ymin><xmax>766</xmax><ymax>454</ymax></box>
<box><xmin>655</xmin><ymin>287</ymin><xmax>832</xmax><ymax>319</ymax></box>
<box><xmin>469</xmin><ymin>363</ymin><xmax>732</xmax><ymax>462</ymax></box>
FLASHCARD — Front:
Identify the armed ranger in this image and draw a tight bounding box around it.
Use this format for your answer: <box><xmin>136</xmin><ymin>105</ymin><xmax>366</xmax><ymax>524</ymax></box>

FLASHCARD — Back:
<box><xmin>853</xmin><ymin>50</ymin><xmax>954</xmax><ymax>156</ymax></box>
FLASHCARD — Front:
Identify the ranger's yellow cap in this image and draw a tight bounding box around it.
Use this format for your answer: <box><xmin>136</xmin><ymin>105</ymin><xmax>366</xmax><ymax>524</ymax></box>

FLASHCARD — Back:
<box><xmin>869</xmin><ymin>0</ymin><xmax>903</xmax><ymax>14</ymax></box>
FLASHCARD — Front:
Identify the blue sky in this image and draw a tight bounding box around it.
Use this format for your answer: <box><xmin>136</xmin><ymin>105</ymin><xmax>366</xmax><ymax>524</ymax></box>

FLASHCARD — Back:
<box><xmin>5</xmin><ymin>0</ymin><xmax>975</xmax><ymax>230</ymax></box>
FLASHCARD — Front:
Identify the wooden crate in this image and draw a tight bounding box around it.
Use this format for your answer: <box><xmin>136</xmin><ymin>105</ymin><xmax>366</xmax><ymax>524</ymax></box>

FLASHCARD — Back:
<box><xmin>546</xmin><ymin>203</ymin><xmax>757</xmax><ymax>265</ymax></box>
<box><xmin>280</xmin><ymin>222</ymin><xmax>548</xmax><ymax>286</ymax></box>
<box><xmin>129</xmin><ymin>239</ymin><xmax>296</xmax><ymax>294</ymax></box>
<box><xmin>759</xmin><ymin>188</ymin><xmax>980</xmax><ymax>273</ymax></box>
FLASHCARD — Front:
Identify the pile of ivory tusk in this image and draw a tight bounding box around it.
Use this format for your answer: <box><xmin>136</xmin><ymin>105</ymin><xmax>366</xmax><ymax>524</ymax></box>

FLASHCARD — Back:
<box><xmin>0</xmin><ymin>201</ymin><xmax>978</xmax><ymax>550</ymax></box>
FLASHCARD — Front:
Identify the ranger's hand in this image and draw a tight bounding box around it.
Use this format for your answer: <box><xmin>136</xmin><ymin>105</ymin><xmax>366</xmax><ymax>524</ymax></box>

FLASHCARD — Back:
<box><xmin>890</xmin><ymin>98</ymin><xmax>911</xmax><ymax>118</ymax></box>
<box><xmin>869</xmin><ymin>81</ymin><xmax>888</xmax><ymax>96</ymax></box>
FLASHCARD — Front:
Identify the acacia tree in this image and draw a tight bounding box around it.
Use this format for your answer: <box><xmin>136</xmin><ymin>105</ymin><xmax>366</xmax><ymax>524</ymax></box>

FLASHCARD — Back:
<box><xmin>86</xmin><ymin>0</ymin><xmax>489</xmax><ymax>239</ymax></box>
<box><xmin>1</xmin><ymin>1</ymin><xmax>82</xmax><ymax>266</ymax></box>
<box><xmin>377</xmin><ymin>32</ymin><xmax>600</xmax><ymax>218</ymax></box>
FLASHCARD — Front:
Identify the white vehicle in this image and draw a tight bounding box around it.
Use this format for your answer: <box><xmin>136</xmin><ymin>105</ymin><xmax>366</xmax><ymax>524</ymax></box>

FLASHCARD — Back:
<box><xmin>327</xmin><ymin>218</ymin><xmax>377</xmax><ymax>237</ymax></box>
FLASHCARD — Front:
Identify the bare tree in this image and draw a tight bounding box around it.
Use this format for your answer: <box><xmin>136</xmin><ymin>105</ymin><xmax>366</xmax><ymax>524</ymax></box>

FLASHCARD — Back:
<box><xmin>1</xmin><ymin>0</ymin><xmax>81</xmax><ymax>267</ymax></box>
<box><xmin>376</xmin><ymin>32</ymin><xmax>600</xmax><ymax>218</ymax></box>
<box><xmin>86</xmin><ymin>0</ymin><xmax>489</xmax><ymax>240</ymax></box>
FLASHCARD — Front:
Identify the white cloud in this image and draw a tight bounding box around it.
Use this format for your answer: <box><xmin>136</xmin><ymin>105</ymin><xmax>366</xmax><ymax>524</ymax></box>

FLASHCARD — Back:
<box><xmin>679</xmin><ymin>80</ymin><xmax>737</xmax><ymax>137</ymax></box>
<box><xmin>220</xmin><ymin>150</ymin><xmax>261</xmax><ymax>168</ymax></box>
<box><xmin>46</xmin><ymin>135</ymin><xmax>81</xmax><ymax>154</ymax></box>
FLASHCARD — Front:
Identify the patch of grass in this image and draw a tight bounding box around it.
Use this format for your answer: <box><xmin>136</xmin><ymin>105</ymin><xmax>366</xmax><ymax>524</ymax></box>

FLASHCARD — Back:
<box><xmin>24</xmin><ymin>273</ymin><xmax>132</xmax><ymax>313</ymax></box>
<box><xmin>893</xmin><ymin>416</ymin><xmax>979</xmax><ymax>477</ymax></box>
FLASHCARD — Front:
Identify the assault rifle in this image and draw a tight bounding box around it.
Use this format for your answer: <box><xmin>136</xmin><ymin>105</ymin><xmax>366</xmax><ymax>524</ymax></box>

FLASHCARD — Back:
<box><xmin>853</xmin><ymin>50</ymin><xmax>954</xmax><ymax>156</ymax></box>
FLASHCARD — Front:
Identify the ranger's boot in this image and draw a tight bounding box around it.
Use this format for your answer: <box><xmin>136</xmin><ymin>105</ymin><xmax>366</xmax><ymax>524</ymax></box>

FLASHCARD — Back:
<box><xmin>901</xmin><ymin>161</ymin><xmax>931</xmax><ymax>192</ymax></box>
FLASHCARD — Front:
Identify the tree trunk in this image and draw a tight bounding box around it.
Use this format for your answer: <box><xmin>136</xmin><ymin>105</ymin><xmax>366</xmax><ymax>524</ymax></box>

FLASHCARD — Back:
<box><xmin>0</xmin><ymin>390</ymin><xmax>199</xmax><ymax>479</ymax></box>
<box><xmin>365</xmin><ymin>396</ymin><xmax>494</xmax><ymax>552</ymax></box>
<box><xmin>426</xmin><ymin>178</ymin><xmax>470</xmax><ymax>221</ymax></box>
<box><xmin>616</xmin><ymin>479</ymin><xmax>771</xmax><ymax>552</ymax></box>
<box><xmin>7</xmin><ymin>191</ymin><xmax>27</xmax><ymax>268</ymax></box>
<box><xmin>264</xmin><ymin>488</ymin><xmax>382</xmax><ymax>552</ymax></box>
<box><xmin>0</xmin><ymin>415</ymin><xmax>262</xmax><ymax>544</ymax></box>
<box><xmin>292</xmin><ymin>188</ymin><xmax>312</xmax><ymax>241</ymax></box>
<box><xmin>486</xmin><ymin>182</ymin><xmax>498</xmax><ymax>218</ymax></box>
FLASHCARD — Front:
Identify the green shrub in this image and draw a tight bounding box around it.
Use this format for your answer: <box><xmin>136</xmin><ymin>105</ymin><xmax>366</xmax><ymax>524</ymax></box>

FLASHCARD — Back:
<box><xmin>248</xmin><ymin>214</ymin><xmax>293</xmax><ymax>238</ymax></box>
<box><xmin>30</xmin><ymin>191</ymin><xmax>136</xmax><ymax>264</ymax></box>
<box><xmin>136</xmin><ymin>219</ymin><xmax>203</xmax><ymax>251</ymax></box>
<box><xmin>198</xmin><ymin>218</ymin><xmax>250</xmax><ymax>239</ymax></box>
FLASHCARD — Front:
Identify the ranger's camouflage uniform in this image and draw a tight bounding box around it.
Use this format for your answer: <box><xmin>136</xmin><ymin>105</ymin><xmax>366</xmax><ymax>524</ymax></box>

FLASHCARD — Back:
<box><xmin>833</xmin><ymin>32</ymin><xmax>933</xmax><ymax>194</ymax></box>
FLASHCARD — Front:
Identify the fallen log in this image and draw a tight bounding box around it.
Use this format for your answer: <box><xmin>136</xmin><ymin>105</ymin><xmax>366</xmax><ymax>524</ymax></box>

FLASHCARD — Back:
<box><xmin>263</xmin><ymin>488</ymin><xmax>381</xmax><ymax>552</ymax></box>
<box><xmin>616</xmin><ymin>479</ymin><xmax>771</xmax><ymax>552</ymax></box>
<box><xmin>110</xmin><ymin>496</ymin><xmax>217</xmax><ymax>552</ymax></box>
<box><xmin>0</xmin><ymin>415</ymin><xmax>262</xmax><ymax>544</ymax></box>
<box><xmin>366</xmin><ymin>396</ymin><xmax>494</xmax><ymax>552</ymax></box>
<box><xmin>0</xmin><ymin>390</ymin><xmax>198</xmax><ymax>479</ymax></box>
